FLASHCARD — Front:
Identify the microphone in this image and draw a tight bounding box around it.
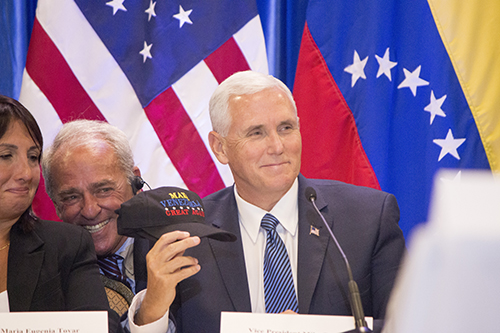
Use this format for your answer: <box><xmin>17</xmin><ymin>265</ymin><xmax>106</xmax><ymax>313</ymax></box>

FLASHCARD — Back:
<box><xmin>305</xmin><ymin>187</ymin><xmax>371</xmax><ymax>332</ymax></box>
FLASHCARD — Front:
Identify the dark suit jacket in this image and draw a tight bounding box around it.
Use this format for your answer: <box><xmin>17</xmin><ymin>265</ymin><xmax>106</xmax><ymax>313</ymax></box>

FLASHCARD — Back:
<box><xmin>172</xmin><ymin>175</ymin><xmax>405</xmax><ymax>333</ymax></box>
<box><xmin>7</xmin><ymin>219</ymin><xmax>121</xmax><ymax>332</ymax></box>
<box><xmin>131</xmin><ymin>237</ymin><xmax>151</xmax><ymax>294</ymax></box>
<box><xmin>114</xmin><ymin>237</ymin><xmax>152</xmax><ymax>332</ymax></box>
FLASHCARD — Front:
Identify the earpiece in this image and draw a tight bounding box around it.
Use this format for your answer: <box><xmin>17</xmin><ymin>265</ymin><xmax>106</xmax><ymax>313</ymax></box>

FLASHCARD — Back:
<box><xmin>131</xmin><ymin>176</ymin><xmax>146</xmax><ymax>194</ymax></box>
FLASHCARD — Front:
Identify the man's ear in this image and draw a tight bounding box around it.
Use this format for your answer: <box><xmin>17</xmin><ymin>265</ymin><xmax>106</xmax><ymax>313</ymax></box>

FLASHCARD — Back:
<box><xmin>133</xmin><ymin>166</ymin><xmax>141</xmax><ymax>177</ymax></box>
<box><xmin>131</xmin><ymin>166</ymin><xmax>146</xmax><ymax>194</ymax></box>
<box><xmin>208</xmin><ymin>131</ymin><xmax>229</xmax><ymax>165</ymax></box>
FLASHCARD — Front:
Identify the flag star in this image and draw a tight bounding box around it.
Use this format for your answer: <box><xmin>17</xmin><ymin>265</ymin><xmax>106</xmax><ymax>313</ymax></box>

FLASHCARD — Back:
<box><xmin>173</xmin><ymin>5</ymin><xmax>193</xmax><ymax>28</ymax></box>
<box><xmin>106</xmin><ymin>0</ymin><xmax>127</xmax><ymax>15</ymax></box>
<box><xmin>140</xmin><ymin>41</ymin><xmax>153</xmax><ymax>63</ymax></box>
<box><xmin>145</xmin><ymin>0</ymin><xmax>157</xmax><ymax>21</ymax></box>
<box><xmin>344</xmin><ymin>50</ymin><xmax>368</xmax><ymax>87</ymax></box>
<box><xmin>424</xmin><ymin>90</ymin><xmax>447</xmax><ymax>124</ymax></box>
<box><xmin>397</xmin><ymin>65</ymin><xmax>429</xmax><ymax>96</ymax></box>
<box><xmin>433</xmin><ymin>129</ymin><xmax>466</xmax><ymax>161</ymax></box>
<box><xmin>375</xmin><ymin>47</ymin><xmax>397</xmax><ymax>81</ymax></box>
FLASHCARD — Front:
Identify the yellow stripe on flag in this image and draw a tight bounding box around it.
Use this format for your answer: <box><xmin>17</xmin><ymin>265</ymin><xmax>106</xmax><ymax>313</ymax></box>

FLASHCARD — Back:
<box><xmin>428</xmin><ymin>0</ymin><xmax>500</xmax><ymax>171</ymax></box>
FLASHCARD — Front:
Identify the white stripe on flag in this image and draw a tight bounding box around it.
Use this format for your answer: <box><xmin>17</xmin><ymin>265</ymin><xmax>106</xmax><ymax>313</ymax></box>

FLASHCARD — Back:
<box><xmin>173</xmin><ymin>61</ymin><xmax>234</xmax><ymax>187</ymax></box>
<box><xmin>19</xmin><ymin>69</ymin><xmax>63</xmax><ymax>146</ymax></box>
<box><xmin>234</xmin><ymin>16</ymin><xmax>269</xmax><ymax>73</ymax></box>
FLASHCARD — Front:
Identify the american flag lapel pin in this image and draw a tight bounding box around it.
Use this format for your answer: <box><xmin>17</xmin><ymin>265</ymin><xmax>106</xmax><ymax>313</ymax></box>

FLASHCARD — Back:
<box><xmin>309</xmin><ymin>225</ymin><xmax>320</xmax><ymax>237</ymax></box>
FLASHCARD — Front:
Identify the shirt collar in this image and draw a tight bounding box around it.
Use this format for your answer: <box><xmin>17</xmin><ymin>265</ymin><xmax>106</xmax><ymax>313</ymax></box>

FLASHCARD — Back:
<box><xmin>116</xmin><ymin>237</ymin><xmax>134</xmax><ymax>275</ymax></box>
<box><xmin>116</xmin><ymin>236</ymin><xmax>133</xmax><ymax>259</ymax></box>
<box><xmin>234</xmin><ymin>178</ymin><xmax>299</xmax><ymax>243</ymax></box>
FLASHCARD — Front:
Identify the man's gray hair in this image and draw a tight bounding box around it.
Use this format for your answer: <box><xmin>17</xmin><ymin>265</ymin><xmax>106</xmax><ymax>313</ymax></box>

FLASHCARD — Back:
<box><xmin>42</xmin><ymin>120</ymin><xmax>135</xmax><ymax>200</ymax></box>
<box><xmin>209</xmin><ymin>71</ymin><xmax>297</xmax><ymax>137</ymax></box>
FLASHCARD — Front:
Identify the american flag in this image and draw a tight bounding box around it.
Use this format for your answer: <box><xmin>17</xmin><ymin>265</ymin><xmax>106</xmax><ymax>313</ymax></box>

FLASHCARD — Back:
<box><xmin>19</xmin><ymin>0</ymin><xmax>268</xmax><ymax>220</ymax></box>
<box><xmin>293</xmin><ymin>0</ymin><xmax>496</xmax><ymax>238</ymax></box>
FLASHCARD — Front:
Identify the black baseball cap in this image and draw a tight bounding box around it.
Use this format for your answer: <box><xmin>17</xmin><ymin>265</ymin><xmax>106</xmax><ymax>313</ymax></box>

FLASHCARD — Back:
<box><xmin>116</xmin><ymin>186</ymin><xmax>236</xmax><ymax>242</ymax></box>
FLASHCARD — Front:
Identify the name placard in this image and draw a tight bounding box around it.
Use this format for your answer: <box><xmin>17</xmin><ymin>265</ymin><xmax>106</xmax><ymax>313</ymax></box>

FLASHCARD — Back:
<box><xmin>0</xmin><ymin>311</ymin><xmax>107</xmax><ymax>333</ymax></box>
<box><xmin>220</xmin><ymin>312</ymin><xmax>373</xmax><ymax>333</ymax></box>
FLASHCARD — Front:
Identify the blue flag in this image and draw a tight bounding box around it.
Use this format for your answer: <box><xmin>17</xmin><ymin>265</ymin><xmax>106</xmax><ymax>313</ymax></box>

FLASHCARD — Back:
<box><xmin>294</xmin><ymin>0</ymin><xmax>492</xmax><ymax>238</ymax></box>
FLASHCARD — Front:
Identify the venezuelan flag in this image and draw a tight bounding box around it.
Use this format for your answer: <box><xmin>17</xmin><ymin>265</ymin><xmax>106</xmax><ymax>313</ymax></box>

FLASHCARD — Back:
<box><xmin>294</xmin><ymin>0</ymin><xmax>499</xmax><ymax>238</ymax></box>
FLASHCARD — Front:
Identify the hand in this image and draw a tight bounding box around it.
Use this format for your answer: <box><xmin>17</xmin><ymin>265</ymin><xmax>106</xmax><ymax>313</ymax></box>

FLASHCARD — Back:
<box><xmin>135</xmin><ymin>231</ymin><xmax>201</xmax><ymax>325</ymax></box>
<box><xmin>281</xmin><ymin>310</ymin><xmax>298</xmax><ymax>314</ymax></box>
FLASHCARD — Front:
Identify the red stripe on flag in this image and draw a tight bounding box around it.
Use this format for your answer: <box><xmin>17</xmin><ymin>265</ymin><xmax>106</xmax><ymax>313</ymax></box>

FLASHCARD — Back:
<box><xmin>204</xmin><ymin>37</ymin><xmax>251</xmax><ymax>83</ymax></box>
<box><xmin>145</xmin><ymin>88</ymin><xmax>225</xmax><ymax>196</ymax></box>
<box><xmin>293</xmin><ymin>23</ymin><xmax>380</xmax><ymax>190</ymax></box>
<box><xmin>25</xmin><ymin>18</ymin><xmax>105</xmax><ymax>122</ymax></box>
<box><xmin>32</xmin><ymin>168</ymin><xmax>61</xmax><ymax>222</ymax></box>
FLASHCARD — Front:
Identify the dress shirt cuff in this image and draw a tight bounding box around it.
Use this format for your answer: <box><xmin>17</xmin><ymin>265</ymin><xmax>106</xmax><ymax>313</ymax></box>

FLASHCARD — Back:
<box><xmin>128</xmin><ymin>289</ymin><xmax>171</xmax><ymax>333</ymax></box>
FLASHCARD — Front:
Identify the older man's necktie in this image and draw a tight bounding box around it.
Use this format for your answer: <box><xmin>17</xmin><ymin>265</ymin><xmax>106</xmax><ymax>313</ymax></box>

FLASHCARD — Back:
<box><xmin>261</xmin><ymin>213</ymin><xmax>299</xmax><ymax>313</ymax></box>
<box><xmin>97</xmin><ymin>254</ymin><xmax>130</xmax><ymax>288</ymax></box>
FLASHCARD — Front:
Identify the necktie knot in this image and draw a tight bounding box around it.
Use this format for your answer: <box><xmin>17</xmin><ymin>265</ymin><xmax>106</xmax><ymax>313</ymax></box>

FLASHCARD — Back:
<box><xmin>261</xmin><ymin>213</ymin><xmax>280</xmax><ymax>232</ymax></box>
<box><xmin>97</xmin><ymin>254</ymin><xmax>129</xmax><ymax>288</ymax></box>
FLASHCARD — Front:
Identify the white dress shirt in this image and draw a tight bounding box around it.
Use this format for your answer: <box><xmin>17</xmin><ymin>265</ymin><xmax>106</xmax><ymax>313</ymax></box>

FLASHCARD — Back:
<box><xmin>117</xmin><ymin>236</ymin><xmax>136</xmax><ymax>293</ymax></box>
<box><xmin>236</xmin><ymin>178</ymin><xmax>299</xmax><ymax>312</ymax></box>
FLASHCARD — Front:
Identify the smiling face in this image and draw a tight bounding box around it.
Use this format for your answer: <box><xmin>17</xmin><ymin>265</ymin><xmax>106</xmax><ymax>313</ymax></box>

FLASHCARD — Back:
<box><xmin>209</xmin><ymin>87</ymin><xmax>302</xmax><ymax>211</ymax></box>
<box><xmin>51</xmin><ymin>142</ymin><xmax>133</xmax><ymax>256</ymax></box>
<box><xmin>0</xmin><ymin>120</ymin><xmax>41</xmax><ymax>224</ymax></box>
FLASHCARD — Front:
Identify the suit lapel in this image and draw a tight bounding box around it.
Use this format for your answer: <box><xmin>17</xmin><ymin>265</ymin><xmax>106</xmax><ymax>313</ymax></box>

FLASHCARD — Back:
<box><xmin>296</xmin><ymin>176</ymin><xmax>331</xmax><ymax>313</ymax></box>
<box><xmin>7</xmin><ymin>222</ymin><xmax>45</xmax><ymax>311</ymax></box>
<box><xmin>133</xmin><ymin>237</ymin><xmax>153</xmax><ymax>293</ymax></box>
<box><xmin>208</xmin><ymin>189</ymin><xmax>251</xmax><ymax>312</ymax></box>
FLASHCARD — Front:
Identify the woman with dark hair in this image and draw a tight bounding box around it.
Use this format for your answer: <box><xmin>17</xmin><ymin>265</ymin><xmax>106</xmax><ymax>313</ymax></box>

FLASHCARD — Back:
<box><xmin>0</xmin><ymin>95</ymin><xmax>120</xmax><ymax>332</ymax></box>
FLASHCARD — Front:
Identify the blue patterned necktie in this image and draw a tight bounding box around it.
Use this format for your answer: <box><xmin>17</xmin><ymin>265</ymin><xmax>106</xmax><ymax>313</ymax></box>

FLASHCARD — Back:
<box><xmin>97</xmin><ymin>254</ymin><xmax>130</xmax><ymax>288</ymax></box>
<box><xmin>261</xmin><ymin>213</ymin><xmax>299</xmax><ymax>313</ymax></box>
